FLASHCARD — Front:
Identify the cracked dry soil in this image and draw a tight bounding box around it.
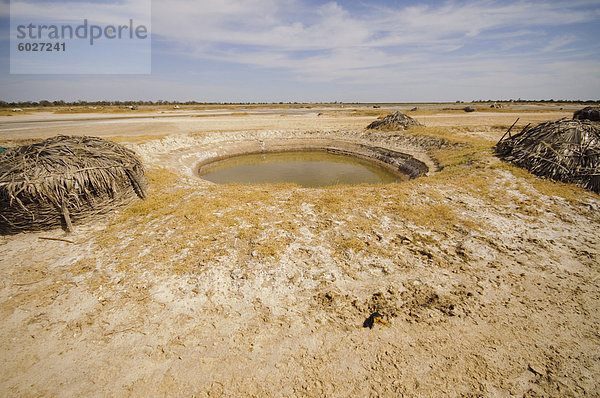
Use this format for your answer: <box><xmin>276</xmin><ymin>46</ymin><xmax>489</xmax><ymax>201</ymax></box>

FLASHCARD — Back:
<box><xmin>1</xmin><ymin>122</ymin><xmax>599</xmax><ymax>397</ymax></box>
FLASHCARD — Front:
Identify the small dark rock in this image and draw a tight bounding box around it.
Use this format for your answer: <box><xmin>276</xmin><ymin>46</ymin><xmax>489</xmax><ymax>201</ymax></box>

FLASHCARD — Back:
<box><xmin>363</xmin><ymin>312</ymin><xmax>384</xmax><ymax>329</ymax></box>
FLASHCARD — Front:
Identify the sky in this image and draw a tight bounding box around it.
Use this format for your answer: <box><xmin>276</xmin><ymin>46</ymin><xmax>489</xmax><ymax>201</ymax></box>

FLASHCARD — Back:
<box><xmin>0</xmin><ymin>0</ymin><xmax>599</xmax><ymax>102</ymax></box>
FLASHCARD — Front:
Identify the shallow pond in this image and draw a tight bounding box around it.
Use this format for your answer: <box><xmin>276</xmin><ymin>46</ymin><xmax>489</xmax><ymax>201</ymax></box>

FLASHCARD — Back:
<box><xmin>198</xmin><ymin>151</ymin><xmax>408</xmax><ymax>187</ymax></box>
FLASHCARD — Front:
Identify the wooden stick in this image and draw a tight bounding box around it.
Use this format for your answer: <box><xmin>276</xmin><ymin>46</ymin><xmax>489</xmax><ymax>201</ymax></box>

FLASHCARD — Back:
<box><xmin>61</xmin><ymin>204</ymin><xmax>74</xmax><ymax>233</ymax></box>
<box><xmin>497</xmin><ymin>118</ymin><xmax>520</xmax><ymax>145</ymax></box>
<box><xmin>14</xmin><ymin>280</ymin><xmax>44</xmax><ymax>286</ymax></box>
<box><xmin>39</xmin><ymin>236</ymin><xmax>75</xmax><ymax>244</ymax></box>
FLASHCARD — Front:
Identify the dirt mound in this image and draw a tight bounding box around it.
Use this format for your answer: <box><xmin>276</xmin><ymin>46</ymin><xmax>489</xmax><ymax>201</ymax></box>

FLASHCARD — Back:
<box><xmin>573</xmin><ymin>106</ymin><xmax>600</xmax><ymax>122</ymax></box>
<box><xmin>495</xmin><ymin>119</ymin><xmax>600</xmax><ymax>193</ymax></box>
<box><xmin>0</xmin><ymin>135</ymin><xmax>147</xmax><ymax>233</ymax></box>
<box><xmin>366</xmin><ymin>111</ymin><xmax>423</xmax><ymax>131</ymax></box>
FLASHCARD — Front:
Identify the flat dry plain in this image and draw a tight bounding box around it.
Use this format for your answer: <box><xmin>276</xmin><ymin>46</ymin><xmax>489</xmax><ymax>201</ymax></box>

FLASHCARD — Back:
<box><xmin>1</xmin><ymin>104</ymin><xmax>599</xmax><ymax>397</ymax></box>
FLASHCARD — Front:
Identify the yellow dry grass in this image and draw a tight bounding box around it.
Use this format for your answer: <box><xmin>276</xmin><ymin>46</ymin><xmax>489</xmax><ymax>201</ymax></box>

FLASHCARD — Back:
<box><xmin>349</xmin><ymin>110</ymin><xmax>390</xmax><ymax>117</ymax></box>
<box><xmin>0</xmin><ymin>110</ymin><xmax>21</xmax><ymax>116</ymax></box>
<box><xmin>81</xmin><ymin>123</ymin><xmax>597</xmax><ymax>279</ymax></box>
<box><xmin>53</xmin><ymin>107</ymin><xmax>157</xmax><ymax>114</ymax></box>
<box><xmin>105</xmin><ymin>135</ymin><xmax>168</xmax><ymax>144</ymax></box>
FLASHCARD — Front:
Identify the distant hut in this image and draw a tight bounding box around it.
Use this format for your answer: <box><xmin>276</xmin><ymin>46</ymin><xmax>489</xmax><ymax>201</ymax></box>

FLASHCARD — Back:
<box><xmin>573</xmin><ymin>106</ymin><xmax>600</xmax><ymax>122</ymax></box>
<box><xmin>366</xmin><ymin>111</ymin><xmax>423</xmax><ymax>131</ymax></box>
<box><xmin>495</xmin><ymin>119</ymin><xmax>600</xmax><ymax>193</ymax></box>
<box><xmin>0</xmin><ymin>135</ymin><xmax>148</xmax><ymax>234</ymax></box>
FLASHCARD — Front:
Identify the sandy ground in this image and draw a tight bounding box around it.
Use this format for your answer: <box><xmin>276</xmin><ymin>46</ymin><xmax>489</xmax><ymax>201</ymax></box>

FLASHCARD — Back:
<box><xmin>1</xmin><ymin>106</ymin><xmax>599</xmax><ymax>397</ymax></box>
<box><xmin>0</xmin><ymin>105</ymin><xmax>573</xmax><ymax>140</ymax></box>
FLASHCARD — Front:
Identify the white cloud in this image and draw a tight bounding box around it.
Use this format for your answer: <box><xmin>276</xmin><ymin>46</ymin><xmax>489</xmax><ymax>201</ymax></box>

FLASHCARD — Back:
<box><xmin>9</xmin><ymin>0</ymin><xmax>151</xmax><ymax>25</ymax></box>
<box><xmin>542</xmin><ymin>35</ymin><xmax>578</xmax><ymax>53</ymax></box>
<box><xmin>3</xmin><ymin>0</ymin><xmax>600</xmax><ymax>101</ymax></box>
<box><xmin>0</xmin><ymin>1</ymin><xmax>9</xmax><ymax>18</ymax></box>
<box><xmin>148</xmin><ymin>0</ymin><xmax>599</xmax><ymax>82</ymax></box>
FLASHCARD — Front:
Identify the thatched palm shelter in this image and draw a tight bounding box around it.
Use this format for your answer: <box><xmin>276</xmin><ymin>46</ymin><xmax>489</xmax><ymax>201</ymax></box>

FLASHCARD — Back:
<box><xmin>495</xmin><ymin>119</ymin><xmax>600</xmax><ymax>193</ymax></box>
<box><xmin>573</xmin><ymin>106</ymin><xmax>600</xmax><ymax>122</ymax></box>
<box><xmin>366</xmin><ymin>111</ymin><xmax>423</xmax><ymax>130</ymax></box>
<box><xmin>0</xmin><ymin>135</ymin><xmax>148</xmax><ymax>234</ymax></box>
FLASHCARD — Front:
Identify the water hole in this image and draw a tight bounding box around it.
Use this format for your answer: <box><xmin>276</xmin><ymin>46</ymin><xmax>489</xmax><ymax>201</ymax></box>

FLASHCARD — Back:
<box><xmin>198</xmin><ymin>150</ymin><xmax>410</xmax><ymax>187</ymax></box>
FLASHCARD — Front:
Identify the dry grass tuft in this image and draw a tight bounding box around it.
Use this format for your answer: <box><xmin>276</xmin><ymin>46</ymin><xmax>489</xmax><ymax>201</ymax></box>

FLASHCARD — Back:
<box><xmin>106</xmin><ymin>135</ymin><xmax>168</xmax><ymax>144</ymax></box>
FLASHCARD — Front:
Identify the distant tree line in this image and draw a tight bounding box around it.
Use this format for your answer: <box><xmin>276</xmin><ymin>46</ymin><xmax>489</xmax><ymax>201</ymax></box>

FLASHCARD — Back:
<box><xmin>0</xmin><ymin>99</ymin><xmax>598</xmax><ymax>108</ymax></box>
<box><xmin>467</xmin><ymin>99</ymin><xmax>599</xmax><ymax>104</ymax></box>
<box><xmin>0</xmin><ymin>100</ymin><xmax>350</xmax><ymax>107</ymax></box>
<box><xmin>0</xmin><ymin>100</ymin><xmax>235</xmax><ymax>107</ymax></box>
